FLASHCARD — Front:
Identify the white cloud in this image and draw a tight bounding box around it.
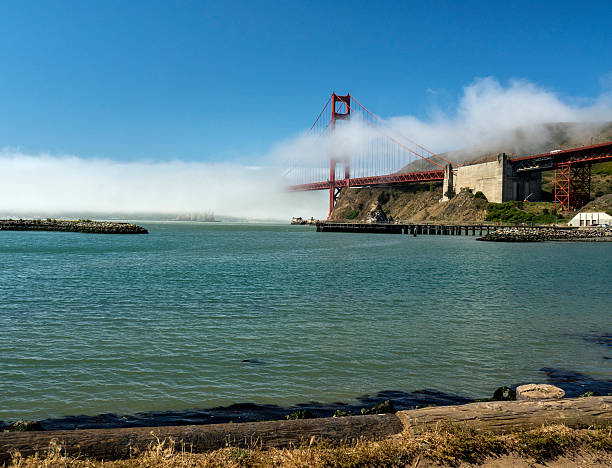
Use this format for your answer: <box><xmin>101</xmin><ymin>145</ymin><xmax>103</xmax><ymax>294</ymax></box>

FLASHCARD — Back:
<box><xmin>386</xmin><ymin>77</ymin><xmax>612</xmax><ymax>155</ymax></box>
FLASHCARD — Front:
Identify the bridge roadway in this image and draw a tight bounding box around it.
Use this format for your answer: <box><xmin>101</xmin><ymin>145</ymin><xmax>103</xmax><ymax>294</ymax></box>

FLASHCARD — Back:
<box><xmin>511</xmin><ymin>141</ymin><xmax>612</xmax><ymax>173</ymax></box>
<box><xmin>316</xmin><ymin>222</ymin><xmax>576</xmax><ymax>236</ymax></box>
<box><xmin>289</xmin><ymin>169</ymin><xmax>445</xmax><ymax>192</ymax></box>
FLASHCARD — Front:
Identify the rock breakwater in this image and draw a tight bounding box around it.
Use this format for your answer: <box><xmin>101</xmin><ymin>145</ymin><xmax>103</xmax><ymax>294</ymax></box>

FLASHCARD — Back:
<box><xmin>477</xmin><ymin>226</ymin><xmax>612</xmax><ymax>242</ymax></box>
<box><xmin>0</xmin><ymin>219</ymin><xmax>148</xmax><ymax>234</ymax></box>
<box><xmin>291</xmin><ymin>216</ymin><xmax>317</xmax><ymax>225</ymax></box>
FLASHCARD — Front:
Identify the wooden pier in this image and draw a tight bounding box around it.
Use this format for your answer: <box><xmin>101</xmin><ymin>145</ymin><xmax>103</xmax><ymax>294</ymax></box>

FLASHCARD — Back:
<box><xmin>316</xmin><ymin>222</ymin><xmax>495</xmax><ymax>236</ymax></box>
<box><xmin>316</xmin><ymin>222</ymin><xmax>574</xmax><ymax>236</ymax></box>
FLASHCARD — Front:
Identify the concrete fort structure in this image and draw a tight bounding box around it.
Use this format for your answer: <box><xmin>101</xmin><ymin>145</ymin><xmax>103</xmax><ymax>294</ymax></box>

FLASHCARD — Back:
<box><xmin>441</xmin><ymin>153</ymin><xmax>542</xmax><ymax>203</ymax></box>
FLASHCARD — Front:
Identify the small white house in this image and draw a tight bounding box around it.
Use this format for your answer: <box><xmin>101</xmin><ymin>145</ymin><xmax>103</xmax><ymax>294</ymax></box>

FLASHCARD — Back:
<box><xmin>567</xmin><ymin>212</ymin><xmax>612</xmax><ymax>227</ymax></box>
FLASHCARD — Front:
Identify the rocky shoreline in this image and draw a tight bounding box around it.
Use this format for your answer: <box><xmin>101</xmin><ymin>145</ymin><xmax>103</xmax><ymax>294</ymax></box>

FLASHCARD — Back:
<box><xmin>477</xmin><ymin>226</ymin><xmax>612</xmax><ymax>242</ymax></box>
<box><xmin>290</xmin><ymin>216</ymin><xmax>318</xmax><ymax>225</ymax></box>
<box><xmin>0</xmin><ymin>219</ymin><xmax>148</xmax><ymax>234</ymax></box>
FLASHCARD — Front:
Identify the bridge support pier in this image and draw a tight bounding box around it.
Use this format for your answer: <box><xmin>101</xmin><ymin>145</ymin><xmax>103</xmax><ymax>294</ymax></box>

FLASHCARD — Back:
<box><xmin>554</xmin><ymin>163</ymin><xmax>591</xmax><ymax>212</ymax></box>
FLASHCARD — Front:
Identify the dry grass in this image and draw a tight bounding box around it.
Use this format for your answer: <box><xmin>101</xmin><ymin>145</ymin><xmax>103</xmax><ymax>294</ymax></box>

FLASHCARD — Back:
<box><xmin>5</xmin><ymin>424</ymin><xmax>612</xmax><ymax>468</ymax></box>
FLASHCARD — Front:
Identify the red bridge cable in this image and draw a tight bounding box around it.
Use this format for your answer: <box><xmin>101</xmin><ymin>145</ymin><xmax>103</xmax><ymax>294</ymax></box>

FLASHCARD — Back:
<box><xmin>346</xmin><ymin>100</ymin><xmax>446</xmax><ymax>170</ymax></box>
<box><xmin>350</xmin><ymin>95</ymin><xmax>461</xmax><ymax>168</ymax></box>
<box><xmin>308</xmin><ymin>96</ymin><xmax>332</xmax><ymax>134</ymax></box>
<box><xmin>342</xmin><ymin>100</ymin><xmax>447</xmax><ymax>170</ymax></box>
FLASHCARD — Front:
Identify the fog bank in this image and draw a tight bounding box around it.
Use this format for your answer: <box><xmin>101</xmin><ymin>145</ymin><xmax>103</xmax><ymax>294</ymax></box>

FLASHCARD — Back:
<box><xmin>0</xmin><ymin>153</ymin><xmax>327</xmax><ymax>220</ymax></box>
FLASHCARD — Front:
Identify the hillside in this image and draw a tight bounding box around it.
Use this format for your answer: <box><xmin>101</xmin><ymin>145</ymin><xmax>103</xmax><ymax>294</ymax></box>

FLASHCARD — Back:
<box><xmin>330</xmin><ymin>122</ymin><xmax>612</xmax><ymax>223</ymax></box>
<box><xmin>330</xmin><ymin>185</ymin><xmax>489</xmax><ymax>223</ymax></box>
<box><xmin>330</xmin><ymin>184</ymin><xmax>442</xmax><ymax>222</ymax></box>
<box><xmin>581</xmin><ymin>193</ymin><xmax>612</xmax><ymax>216</ymax></box>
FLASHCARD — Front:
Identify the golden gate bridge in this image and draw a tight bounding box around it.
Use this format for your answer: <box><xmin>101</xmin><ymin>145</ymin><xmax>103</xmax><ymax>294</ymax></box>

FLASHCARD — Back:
<box><xmin>288</xmin><ymin>92</ymin><xmax>612</xmax><ymax>217</ymax></box>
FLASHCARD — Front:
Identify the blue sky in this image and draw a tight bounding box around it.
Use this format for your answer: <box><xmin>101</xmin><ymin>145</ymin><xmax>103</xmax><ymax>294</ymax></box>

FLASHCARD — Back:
<box><xmin>0</xmin><ymin>0</ymin><xmax>610</xmax><ymax>163</ymax></box>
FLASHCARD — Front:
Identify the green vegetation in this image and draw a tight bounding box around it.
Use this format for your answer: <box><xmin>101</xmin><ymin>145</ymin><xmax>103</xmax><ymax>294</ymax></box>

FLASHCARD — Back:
<box><xmin>360</xmin><ymin>400</ymin><xmax>395</xmax><ymax>415</ymax></box>
<box><xmin>425</xmin><ymin>424</ymin><xmax>507</xmax><ymax>465</ymax></box>
<box><xmin>590</xmin><ymin>162</ymin><xmax>612</xmax><ymax>199</ymax></box>
<box><xmin>486</xmin><ymin>202</ymin><xmax>533</xmax><ymax>223</ymax></box>
<box><xmin>541</xmin><ymin>161</ymin><xmax>612</xmax><ymax>202</ymax></box>
<box><xmin>517</xmin><ymin>429</ymin><xmax>574</xmax><ymax>463</ymax></box>
<box><xmin>345</xmin><ymin>209</ymin><xmax>360</xmax><ymax>220</ymax></box>
<box><xmin>592</xmin><ymin>161</ymin><xmax>612</xmax><ymax>176</ymax></box>
<box><xmin>473</xmin><ymin>191</ymin><xmax>487</xmax><ymax>201</ymax></box>
<box><xmin>486</xmin><ymin>201</ymin><xmax>564</xmax><ymax>224</ymax></box>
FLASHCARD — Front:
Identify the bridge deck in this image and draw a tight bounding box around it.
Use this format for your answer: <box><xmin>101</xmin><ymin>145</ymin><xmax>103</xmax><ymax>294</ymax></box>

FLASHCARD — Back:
<box><xmin>289</xmin><ymin>170</ymin><xmax>444</xmax><ymax>192</ymax></box>
<box><xmin>510</xmin><ymin>141</ymin><xmax>612</xmax><ymax>172</ymax></box>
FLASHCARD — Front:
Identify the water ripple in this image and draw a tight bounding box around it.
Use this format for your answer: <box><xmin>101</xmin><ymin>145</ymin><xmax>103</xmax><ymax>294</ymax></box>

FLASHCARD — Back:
<box><xmin>0</xmin><ymin>223</ymin><xmax>610</xmax><ymax>421</ymax></box>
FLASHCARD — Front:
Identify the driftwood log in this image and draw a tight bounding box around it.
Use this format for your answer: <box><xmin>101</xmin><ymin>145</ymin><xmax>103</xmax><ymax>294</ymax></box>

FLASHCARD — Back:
<box><xmin>1</xmin><ymin>397</ymin><xmax>611</xmax><ymax>462</ymax></box>
<box><xmin>396</xmin><ymin>396</ymin><xmax>612</xmax><ymax>434</ymax></box>
<box><xmin>0</xmin><ymin>414</ymin><xmax>401</xmax><ymax>463</ymax></box>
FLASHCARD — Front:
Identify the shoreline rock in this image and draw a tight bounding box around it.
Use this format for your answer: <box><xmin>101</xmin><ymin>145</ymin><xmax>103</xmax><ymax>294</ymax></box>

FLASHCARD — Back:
<box><xmin>291</xmin><ymin>216</ymin><xmax>318</xmax><ymax>225</ymax></box>
<box><xmin>0</xmin><ymin>219</ymin><xmax>148</xmax><ymax>234</ymax></box>
<box><xmin>477</xmin><ymin>226</ymin><xmax>612</xmax><ymax>242</ymax></box>
<box><xmin>516</xmin><ymin>384</ymin><xmax>566</xmax><ymax>401</ymax></box>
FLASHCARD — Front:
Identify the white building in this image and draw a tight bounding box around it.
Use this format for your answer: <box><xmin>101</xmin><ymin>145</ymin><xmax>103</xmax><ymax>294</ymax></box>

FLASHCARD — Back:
<box><xmin>567</xmin><ymin>212</ymin><xmax>612</xmax><ymax>227</ymax></box>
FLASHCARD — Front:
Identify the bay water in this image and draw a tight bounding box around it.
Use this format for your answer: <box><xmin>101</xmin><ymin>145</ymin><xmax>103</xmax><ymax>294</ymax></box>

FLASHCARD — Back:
<box><xmin>1</xmin><ymin>223</ymin><xmax>610</xmax><ymax>425</ymax></box>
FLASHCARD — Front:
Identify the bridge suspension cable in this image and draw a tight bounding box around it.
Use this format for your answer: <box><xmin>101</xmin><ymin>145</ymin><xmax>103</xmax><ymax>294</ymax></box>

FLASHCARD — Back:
<box><xmin>288</xmin><ymin>92</ymin><xmax>457</xmax><ymax>217</ymax></box>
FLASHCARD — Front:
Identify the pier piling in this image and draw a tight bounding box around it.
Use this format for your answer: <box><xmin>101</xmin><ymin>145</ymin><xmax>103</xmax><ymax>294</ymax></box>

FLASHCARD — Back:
<box><xmin>315</xmin><ymin>222</ymin><xmax>560</xmax><ymax>238</ymax></box>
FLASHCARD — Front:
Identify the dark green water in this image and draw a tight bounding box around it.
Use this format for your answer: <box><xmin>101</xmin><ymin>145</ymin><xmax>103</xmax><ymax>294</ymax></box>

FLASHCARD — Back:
<box><xmin>1</xmin><ymin>223</ymin><xmax>610</xmax><ymax>423</ymax></box>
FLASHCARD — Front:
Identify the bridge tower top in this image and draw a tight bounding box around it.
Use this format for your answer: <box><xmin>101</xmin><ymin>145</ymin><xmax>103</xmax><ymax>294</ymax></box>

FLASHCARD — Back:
<box><xmin>331</xmin><ymin>93</ymin><xmax>351</xmax><ymax>130</ymax></box>
<box><xmin>329</xmin><ymin>93</ymin><xmax>351</xmax><ymax>217</ymax></box>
